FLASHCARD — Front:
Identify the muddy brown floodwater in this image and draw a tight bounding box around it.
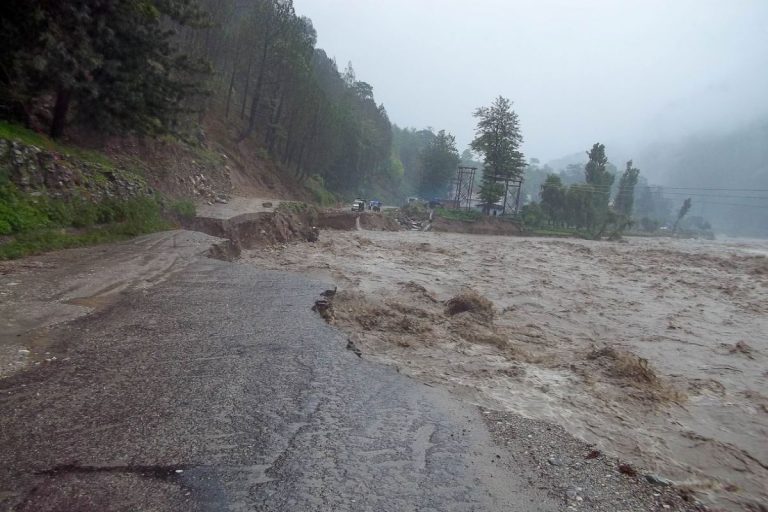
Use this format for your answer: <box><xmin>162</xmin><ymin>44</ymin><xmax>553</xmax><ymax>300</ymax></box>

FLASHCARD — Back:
<box><xmin>246</xmin><ymin>231</ymin><xmax>768</xmax><ymax>511</ymax></box>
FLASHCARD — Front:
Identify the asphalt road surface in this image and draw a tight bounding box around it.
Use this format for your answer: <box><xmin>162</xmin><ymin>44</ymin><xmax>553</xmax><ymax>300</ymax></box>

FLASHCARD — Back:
<box><xmin>0</xmin><ymin>255</ymin><xmax>558</xmax><ymax>511</ymax></box>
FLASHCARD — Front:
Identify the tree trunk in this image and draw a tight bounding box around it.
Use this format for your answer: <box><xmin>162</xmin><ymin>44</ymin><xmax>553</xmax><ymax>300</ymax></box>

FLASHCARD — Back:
<box><xmin>239</xmin><ymin>53</ymin><xmax>268</xmax><ymax>141</ymax></box>
<box><xmin>50</xmin><ymin>86</ymin><xmax>72</xmax><ymax>139</ymax></box>
<box><xmin>225</xmin><ymin>65</ymin><xmax>236</xmax><ymax>119</ymax></box>
<box><xmin>295</xmin><ymin>141</ymin><xmax>308</xmax><ymax>179</ymax></box>
<box><xmin>239</xmin><ymin>56</ymin><xmax>253</xmax><ymax>119</ymax></box>
<box><xmin>292</xmin><ymin>103</ymin><xmax>321</xmax><ymax>172</ymax></box>
<box><xmin>266</xmin><ymin>86</ymin><xmax>285</xmax><ymax>154</ymax></box>
<box><xmin>281</xmin><ymin>111</ymin><xmax>296</xmax><ymax>164</ymax></box>
<box><xmin>225</xmin><ymin>44</ymin><xmax>240</xmax><ymax>119</ymax></box>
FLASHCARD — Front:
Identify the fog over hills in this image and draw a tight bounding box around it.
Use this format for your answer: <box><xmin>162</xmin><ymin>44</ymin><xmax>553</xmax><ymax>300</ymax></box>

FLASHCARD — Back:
<box><xmin>542</xmin><ymin>116</ymin><xmax>768</xmax><ymax>236</ymax></box>
<box><xmin>293</xmin><ymin>0</ymin><xmax>768</xmax><ymax>165</ymax></box>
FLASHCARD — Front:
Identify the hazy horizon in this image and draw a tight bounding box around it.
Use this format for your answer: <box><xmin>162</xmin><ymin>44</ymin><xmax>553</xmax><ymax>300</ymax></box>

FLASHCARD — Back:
<box><xmin>294</xmin><ymin>0</ymin><xmax>768</xmax><ymax>177</ymax></box>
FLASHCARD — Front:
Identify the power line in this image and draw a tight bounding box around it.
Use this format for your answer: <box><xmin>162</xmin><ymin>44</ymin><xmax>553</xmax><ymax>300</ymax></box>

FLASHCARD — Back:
<box><xmin>541</xmin><ymin>183</ymin><xmax>768</xmax><ymax>193</ymax></box>
<box><xmin>688</xmin><ymin>201</ymin><xmax>768</xmax><ymax>210</ymax></box>
<box><xmin>657</xmin><ymin>191</ymin><xmax>768</xmax><ymax>200</ymax></box>
<box><xmin>655</xmin><ymin>186</ymin><xmax>768</xmax><ymax>192</ymax></box>
<box><xmin>537</xmin><ymin>184</ymin><xmax>768</xmax><ymax>209</ymax></box>
<box><xmin>541</xmin><ymin>183</ymin><xmax>768</xmax><ymax>200</ymax></box>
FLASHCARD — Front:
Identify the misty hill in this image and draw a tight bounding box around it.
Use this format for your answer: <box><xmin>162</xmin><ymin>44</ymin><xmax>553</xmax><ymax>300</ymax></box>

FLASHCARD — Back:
<box><xmin>536</xmin><ymin>118</ymin><xmax>768</xmax><ymax>237</ymax></box>
<box><xmin>635</xmin><ymin>117</ymin><xmax>768</xmax><ymax>236</ymax></box>
<box><xmin>545</xmin><ymin>152</ymin><xmax>587</xmax><ymax>172</ymax></box>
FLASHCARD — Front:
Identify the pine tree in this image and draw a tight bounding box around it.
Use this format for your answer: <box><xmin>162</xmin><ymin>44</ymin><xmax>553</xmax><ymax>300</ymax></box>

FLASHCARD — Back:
<box><xmin>2</xmin><ymin>0</ymin><xmax>210</xmax><ymax>138</ymax></box>
<box><xmin>614</xmin><ymin>160</ymin><xmax>640</xmax><ymax>217</ymax></box>
<box><xmin>470</xmin><ymin>96</ymin><xmax>525</xmax><ymax>214</ymax></box>
<box><xmin>583</xmin><ymin>142</ymin><xmax>614</xmax><ymax>228</ymax></box>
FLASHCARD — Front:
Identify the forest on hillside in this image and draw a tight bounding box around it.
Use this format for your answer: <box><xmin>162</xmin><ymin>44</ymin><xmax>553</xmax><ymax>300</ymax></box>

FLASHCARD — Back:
<box><xmin>0</xmin><ymin>0</ymin><xmax>463</xmax><ymax>202</ymax></box>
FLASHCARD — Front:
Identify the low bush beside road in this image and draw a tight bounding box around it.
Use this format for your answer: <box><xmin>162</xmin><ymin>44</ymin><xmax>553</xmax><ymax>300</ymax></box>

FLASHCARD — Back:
<box><xmin>0</xmin><ymin>184</ymin><xmax>170</xmax><ymax>260</ymax></box>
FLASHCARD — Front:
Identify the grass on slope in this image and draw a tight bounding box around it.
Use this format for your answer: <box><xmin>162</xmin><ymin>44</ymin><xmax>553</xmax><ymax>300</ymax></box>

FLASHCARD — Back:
<box><xmin>0</xmin><ymin>182</ymin><xmax>170</xmax><ymax>260</ymax></box>
<box><xmin>0</xmin><ymin>121</ymin><xmax>116</xmax><ymax>169</ymax></box>
<box><xmin>0</xmin><ymin>123</ymin><xmax>176</xmax><ymax>259</ymax></box>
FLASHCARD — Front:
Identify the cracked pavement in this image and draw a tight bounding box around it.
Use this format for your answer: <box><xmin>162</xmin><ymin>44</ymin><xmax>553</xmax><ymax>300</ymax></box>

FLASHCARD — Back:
<box><xmin>0</xmin><ymin>250</ymin><xmax>558</xmax><ymax>511</ymax></box>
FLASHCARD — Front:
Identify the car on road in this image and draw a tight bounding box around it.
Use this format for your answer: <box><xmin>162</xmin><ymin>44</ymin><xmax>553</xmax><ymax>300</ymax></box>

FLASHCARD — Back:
<box><xmin>351</xmin><ymin>199</ymin><xmax>365</xmax><ymax>212</ymax></box>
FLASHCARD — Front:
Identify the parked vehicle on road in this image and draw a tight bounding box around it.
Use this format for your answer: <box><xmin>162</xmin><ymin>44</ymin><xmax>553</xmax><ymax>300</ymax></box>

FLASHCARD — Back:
<box><xmin>428</xmin><ymin>197</ymin><xmax>443</xmax><ymax>209</ymax></box>
<box><xmin>351</xmin><ymin>199</ymin><xmax>365</xmax><ymax>212</ymax></box>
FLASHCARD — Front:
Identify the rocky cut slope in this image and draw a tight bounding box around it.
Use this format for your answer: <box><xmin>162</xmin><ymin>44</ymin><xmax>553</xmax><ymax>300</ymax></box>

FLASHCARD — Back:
<box><xmin>0</xmin><ymin>138</ymin><xmax>152</xmax><ymax>202</ymax></box>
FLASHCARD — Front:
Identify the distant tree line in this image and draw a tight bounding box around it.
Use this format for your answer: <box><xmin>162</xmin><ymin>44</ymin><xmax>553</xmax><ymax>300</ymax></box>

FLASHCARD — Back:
<box><xmin>519</xmin><ymin>143</ymin><xmax>700</xmax><ymax>238</ymax></box>
<box><xmin>520</xmin><ymin>144</ymin><xmax>634</xmax><ymax>236</ymax></box>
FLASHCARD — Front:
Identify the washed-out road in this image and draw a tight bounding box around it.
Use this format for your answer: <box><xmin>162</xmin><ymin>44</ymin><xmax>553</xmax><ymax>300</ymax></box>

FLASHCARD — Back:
<box><xmin>0</xmin><ymin>231</ymin><xmax>557</xmax><ymax>511</ymax></box>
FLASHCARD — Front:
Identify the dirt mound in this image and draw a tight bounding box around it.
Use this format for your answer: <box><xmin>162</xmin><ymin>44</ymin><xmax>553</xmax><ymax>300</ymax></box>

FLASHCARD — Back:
<box><xmin>358</xmin><ymin>212</ymin><xmax>400</xmax><ymax>231</ymax></box>
<box><xmin>316</xmin><ymin>211</ymin><xmax>358</xmax><ymax>230</ymax></box>
<box><xmin>187</xmin><ymin>207</ymin><xmax>318</xmax><ymax>250</ymax></box>
<box><xmin>316</xmin><ymin>211</ymin><xmax>400</xmax><ymax>231</ymax></box>
<box><xmin>206</xmin><ymin>239</ymin><xmax>242</xmax><ymax>262</ymax></box>
<box><xmin>398</xmin><ymin>203</ymin><xmax>431</xmax><ymax>222</ymax></box>
<box><xmin>445</xmin><ymin>290</ymin><xmax>495</xmax><ymax>322</ymax></box>
<box><xmin>431</xmin><ymin>216</ymin><xmax>523</xmax><ymax>236</ymax></box>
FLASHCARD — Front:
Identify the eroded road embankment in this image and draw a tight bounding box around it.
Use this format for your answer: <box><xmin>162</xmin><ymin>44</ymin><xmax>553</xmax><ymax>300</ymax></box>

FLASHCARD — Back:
<box><xmin>0</xmin><ymin>234</ymin><xmax>557</xmax><ymax>511</ymax></box>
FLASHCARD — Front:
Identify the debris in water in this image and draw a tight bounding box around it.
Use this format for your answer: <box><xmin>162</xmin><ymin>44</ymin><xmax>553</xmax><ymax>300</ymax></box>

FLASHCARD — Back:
<box><xmin>321</xmin><ymin>287</ymin><xmax>337</xmax><ymax>298</ymax></box>
<box><xmin>444</xmin><ymin>290</ymin><xmax>494</xmax><ymax>322</ymax></box>
<box><xmin>585</xmin><ymin>449</ymin><xmax>601</xmax><ymax>459</ymax></box>
<box><xmin>346</xmin><ymin>339</ymin><xmax>362</xmax><ymax>358</ymax></box>
<box><xmin>727</xmin><ymin>340</ymin><xmax>755</xmax><ymax>358</ymax></box>
<box><xmin>618</xmin><ymin>463</ymin><xmax>637</xmax><ymax>477</ymax></box>
<box><xmin>312</xmin><ymin>299</ymin><xmax>334</xmax><ymax>322</ymax></box>
<box><xmin>645</xmin><ymin>473</ymin><xmax>673</xmax><ymax>487</ymax></box>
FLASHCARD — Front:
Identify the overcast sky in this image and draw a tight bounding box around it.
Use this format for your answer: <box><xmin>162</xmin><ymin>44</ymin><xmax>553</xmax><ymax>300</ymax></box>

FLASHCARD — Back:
<box><xmin>293</xmin><ymin>0</ymin><xmax>768</xmax><ymax>169</ymax></box>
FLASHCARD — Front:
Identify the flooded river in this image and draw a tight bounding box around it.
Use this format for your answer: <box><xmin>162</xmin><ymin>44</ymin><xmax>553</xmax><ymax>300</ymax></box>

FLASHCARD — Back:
<box><xmin>247</xmin><ymin>232</ymin><xmax>768</xmax><ymax>510</ymax></box>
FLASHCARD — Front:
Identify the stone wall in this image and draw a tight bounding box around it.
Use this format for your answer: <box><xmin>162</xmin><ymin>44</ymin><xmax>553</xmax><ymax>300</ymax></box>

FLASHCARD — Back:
<box><xmin>0</xmin><ymin>138</ymin><xmax>153</xmax><ymax>201</ymax></box>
